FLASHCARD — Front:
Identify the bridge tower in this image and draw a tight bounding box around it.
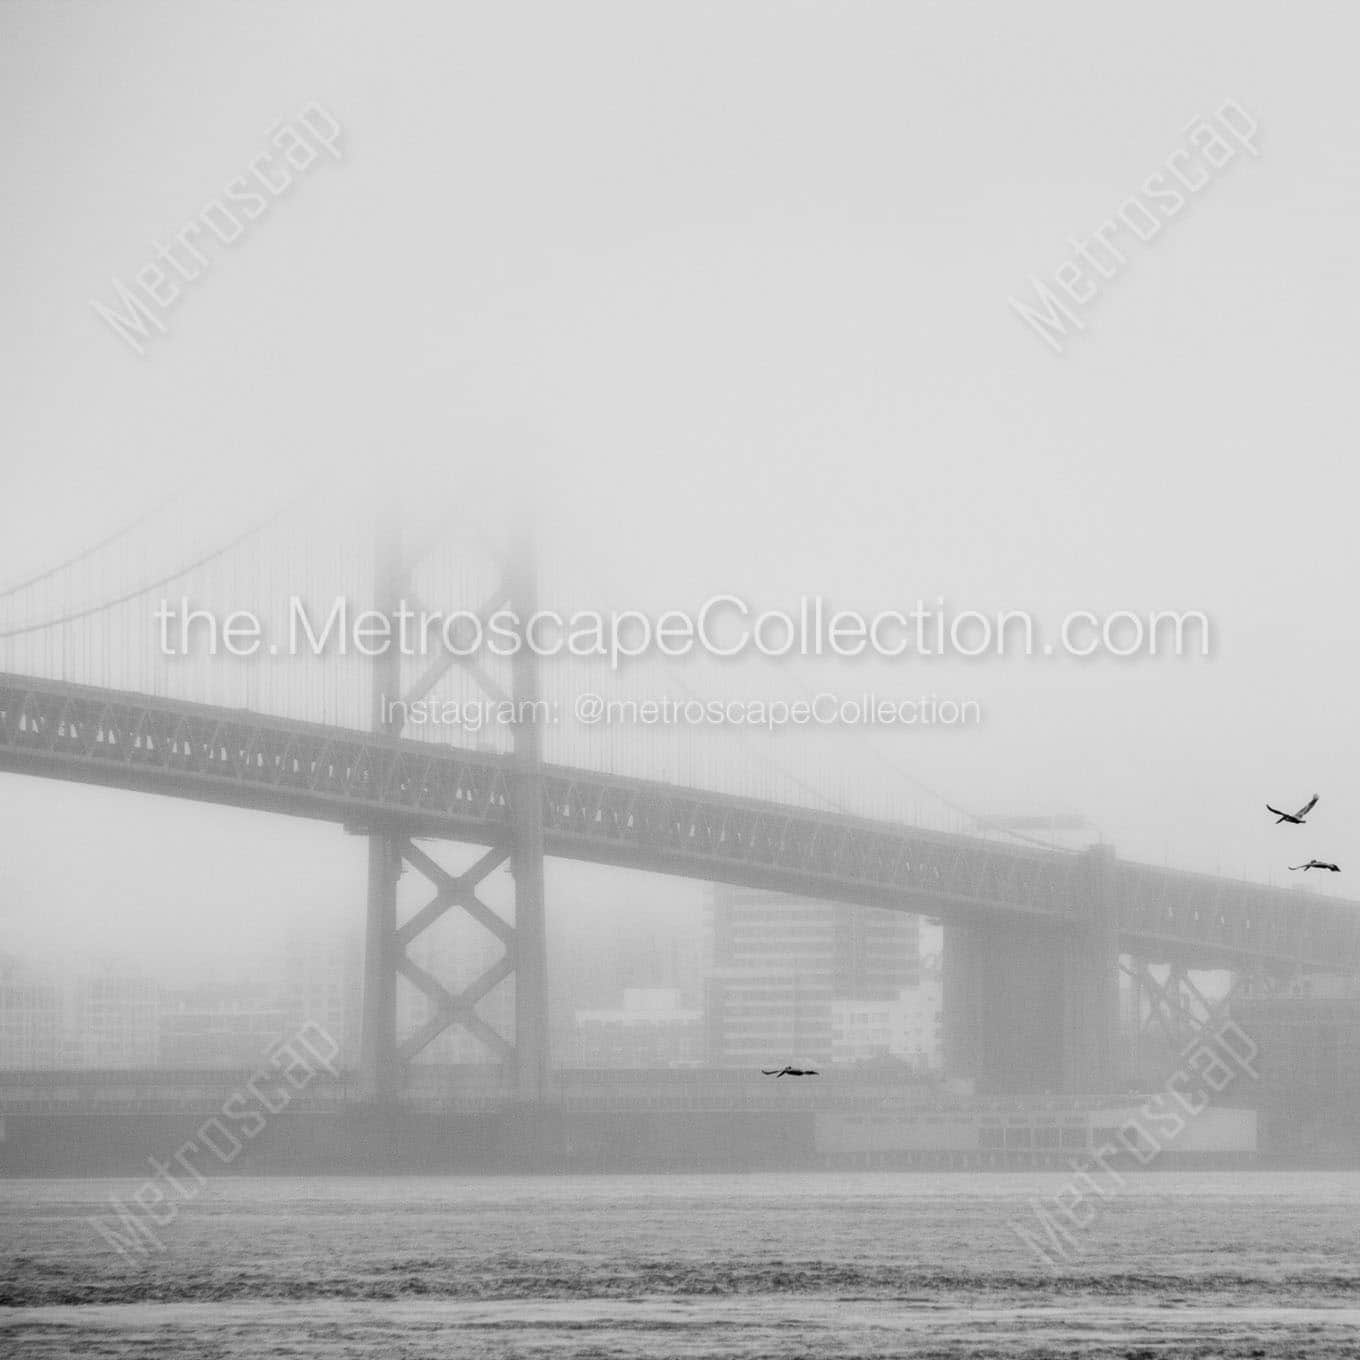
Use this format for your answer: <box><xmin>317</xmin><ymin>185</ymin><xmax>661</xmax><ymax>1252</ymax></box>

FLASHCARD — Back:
<box><xmin>506</xmin><ymin>529</ymin><xmax>548</xmax><ymax>1103</ymax></box>
<box><xmin>357</xmin><ymin>512</ymin><xmax>549</xmax><ymax>1104</ymax></box>
<box><xmin>358</xmin><ymin>500</ymin><xmax>404</xmax><ymax>1104</ymax></box>
<box><xmin>943</xmin><ymin>844</ymin><xmax>1121</xmax><ymax>1093</ymax></box>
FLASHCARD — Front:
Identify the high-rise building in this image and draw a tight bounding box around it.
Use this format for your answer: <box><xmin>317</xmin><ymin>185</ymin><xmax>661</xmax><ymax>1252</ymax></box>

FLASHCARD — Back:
<box><xmin>704</xmin><ymin>886</ymin><xmax>919</xmax><ymax>1068</ymax></box>
<box><xmin>835</xmin><ymin>903</ymin><xmax>922</xmax><ymax>998</ymax></box>
<box><xmin>830</xmin><ymin>958</ymin><xmax>943</xmax><ymax>1070</ymax></box>
<box><xmin>896</xmin><ymin>955</ymin><xmax>943</xmax><ymax>1072</ymax></box>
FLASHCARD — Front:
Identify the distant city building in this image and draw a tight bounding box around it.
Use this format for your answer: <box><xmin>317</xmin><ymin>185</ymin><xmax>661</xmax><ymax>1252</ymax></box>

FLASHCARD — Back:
<box><xmin>835</xmin><ymin>900</ymin><xmax>922</xmax><ymax>999</ymax></box>
<box><xmin>0</xmin><ymin>955</ymin><xmax>61</xmax><ymax>1069</ymax></box>
<box><xmin>282</xmin><ymin>927</ymin><xmax>363</xmax><ymax>1069</ymax></box>
<box><xmin>159</xmin><ymin>984</ymin><xmax>290</xmax><ymax>1067</ymax></box>
<box><xmin>62</xmin><ymin>965</ymin><xmax>160</xmax><ymax>1068</ymax></box>
<box><xmin>829</xmin><ymin>961</ymin><xmax>942</xmax><ymax>1071</ymax></box>
<box><xmin>572</xmin><ymin>987</ymin><xmax>703</xmax><ymax>1067</ymax></box>
<box><xmin>1</xmin><ymin>932</ymin><xmax>367</xmax><ymax>1073</ymax></box>
<box><xmin>550</xmin><ymin>909</ymin><xmax>703</xmax><ymax>1061</ymax></box>
<box><xmin>897</xmin><ymin>958</ymin><xmax>943</xmax><ymax>1072</ymax></box>
<box><xmin>707</xmin><ymin>965</ymin><xmax>835</xmax><ymax>1068</ymax></box>
<box><xmin>665</xmin><ymin>934</ymin><xmax>705</xmax><ymax>1010</ymax></box>
<box><xmin>704</xmin><ymin>887</ymin><xmax>920</xmax><ymax>1068</ymax></box>
<box><xmin>829</xmin><ymin>997</ymin><xmax>898</xmax><ymax>1064</ymax></box>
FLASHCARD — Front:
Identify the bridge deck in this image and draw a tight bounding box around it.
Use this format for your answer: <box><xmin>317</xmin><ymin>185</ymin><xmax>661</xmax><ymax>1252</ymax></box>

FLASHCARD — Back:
<box><xmin>1</xmin><ymin>672</ymin><xmax>1356</xmax><ymax>972</ymax></box>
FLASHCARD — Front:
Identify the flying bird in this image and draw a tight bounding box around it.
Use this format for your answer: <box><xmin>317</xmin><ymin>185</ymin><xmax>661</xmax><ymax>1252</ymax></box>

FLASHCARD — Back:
<box><xmin>1266</xmin><ymin>794</ymin><xmax>1319</xmax><ymax>825</ymax></box>
<box><xmin>1289</xmin><ymin>860</ymin><xmax>1340</xmax><ymax>873</ymax></box>
<box><xmin>761</xmin><ymin>1066</ymin><xmax>819</xmax><ymax>1077</ymax></box>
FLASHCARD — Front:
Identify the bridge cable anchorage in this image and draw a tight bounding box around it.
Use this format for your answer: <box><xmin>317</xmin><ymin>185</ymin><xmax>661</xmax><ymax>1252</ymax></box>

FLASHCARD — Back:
<box><xmin>0</xmin><ymin>482</ymin><xmax>193</xmax><ymax>601</ymax></box>
<box><xmin>0</xmin><ymin>494</ymin><xmax>304</xmax><ymax>639</ymax></box>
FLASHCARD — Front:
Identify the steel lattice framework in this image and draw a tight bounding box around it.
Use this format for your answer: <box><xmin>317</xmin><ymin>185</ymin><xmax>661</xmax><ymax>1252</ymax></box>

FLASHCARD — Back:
<box><xmin>2</xmin><ymin>671</ymin><xmax>1357</xmax><ymax>974</ymax></box>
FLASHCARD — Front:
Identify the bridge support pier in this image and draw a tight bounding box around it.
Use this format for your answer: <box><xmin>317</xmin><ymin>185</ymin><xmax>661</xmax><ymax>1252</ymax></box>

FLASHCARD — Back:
<box><xmin>359</xmin><ymin>503</ymin><xmax>406</xmax><ymax>1103</ymax></box>
<box><xmin>943</xmin><ymin>845</ymin><xmax>1121</xmax><ymax>1094</ymax></box>
<box><xmin>1123</xmin><ymin>957</ymin><xmax>1256</xmax><ymax>1082</ymax></box>
<box><xmin>359</xmin><ymin>833</ymin><xmax>402</xmax><ymax>1102</ymax></box>
<box><xmin>942</xmin><ymin>921</ymin><xmax>1066</xmax><ymax>1092</ymax></box>
<box><xmin>1062</xmin><ymin>844</ymin><xmax>1121</xmax><ymax>1093</ymax></box>
<box><xmin>508</xmin><ymin>533</ymin><xmax>548</xmax><ymax>1104</ymax></box>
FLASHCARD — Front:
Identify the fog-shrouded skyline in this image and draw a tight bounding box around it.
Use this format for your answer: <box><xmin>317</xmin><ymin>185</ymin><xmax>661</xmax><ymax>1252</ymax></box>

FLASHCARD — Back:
<box><xmin>8</xmin><ymin>8</ymin><xmax>1360</xmax><ymax>1358</ymax></box>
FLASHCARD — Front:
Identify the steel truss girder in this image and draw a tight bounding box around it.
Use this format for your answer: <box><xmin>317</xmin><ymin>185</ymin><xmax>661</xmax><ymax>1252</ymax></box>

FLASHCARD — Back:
<box><xmin>1122</xmin><ymin>958</ymin><xmax>1240</xmax><ymax>1053</ymax></box>
<box><xmin>2</xmin><ymin>671</ymin><xmax>1359</xmax><ymax>975</ymax></box>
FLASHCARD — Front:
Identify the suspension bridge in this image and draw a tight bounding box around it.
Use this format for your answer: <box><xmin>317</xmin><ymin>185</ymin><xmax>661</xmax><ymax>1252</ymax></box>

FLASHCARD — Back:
<box><xmin>2</xmin><ymin>494</ymin><xmax>1356</xmax><ymax>1101</ymax></box>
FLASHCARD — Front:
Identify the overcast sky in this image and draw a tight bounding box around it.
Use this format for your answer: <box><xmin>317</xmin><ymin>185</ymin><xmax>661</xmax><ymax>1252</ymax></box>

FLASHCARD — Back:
<box><xmin>1</xmin><ymin>1</ymin><xmax>1356</xmax><ymax>968</ymax></box>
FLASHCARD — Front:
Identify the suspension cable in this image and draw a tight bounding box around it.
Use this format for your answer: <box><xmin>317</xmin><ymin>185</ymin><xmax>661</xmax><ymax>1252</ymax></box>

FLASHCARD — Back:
<box><xmin>0</xmin><ymin>483</ymin><xmax>190</xmax><ymax>600</ymax></box>
<box><xmin>0</xmin><ymin>497</ymin><xmax>300</xmax><ymax>639</ymax></box>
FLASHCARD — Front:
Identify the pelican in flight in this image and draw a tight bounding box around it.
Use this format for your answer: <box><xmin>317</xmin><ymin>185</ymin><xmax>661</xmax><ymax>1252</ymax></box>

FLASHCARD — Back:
<box><xmin>761</xmin><ymin>1066</ymin><xmax>819</xmax><ymax>1077</ymax></box>
<box><xmin>1290</xmin><ymin>860</ymin><xmax>1341</xmax><ymax>873</ymax></box>
<box><xmin>1266</xmin><ymin>794</ymin><xmax>1319</xmax><ymax>825</ymax></box>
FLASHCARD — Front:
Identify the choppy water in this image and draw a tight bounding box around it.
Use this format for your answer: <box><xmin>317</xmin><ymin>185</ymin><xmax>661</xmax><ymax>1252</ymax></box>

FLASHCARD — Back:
<box><xmin>3</xmin><ymin>1172</ymin><xmax>1360</xmax><ymax>1357</ymax></box>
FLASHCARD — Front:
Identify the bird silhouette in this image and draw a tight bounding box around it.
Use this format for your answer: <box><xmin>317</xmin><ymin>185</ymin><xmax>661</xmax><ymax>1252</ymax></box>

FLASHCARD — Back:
<box><xmin>1289</xmin><ymin>860</ymin><xmax>1340</xmax><ymax>873</ymax></box>
<box><xmin>1266</xmin><ymin>794</ymin><xmax>1319</xmax><ymax>825</ymax></box>
<box><xmin>760</xmin><ymin>1066</ymin><xmax>819</xmax><ymax>1077</ymax></box>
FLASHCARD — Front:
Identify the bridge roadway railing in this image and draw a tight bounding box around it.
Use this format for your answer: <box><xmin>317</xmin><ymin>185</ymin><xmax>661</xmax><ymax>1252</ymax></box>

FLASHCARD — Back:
<box><xmin>1109</xmin><ymin>858</ymin><xmax>1360</xmax><ymax>972</ymax></box>
<box><xmin>1</xmin><ymin>672</ymin><xmax>1357</xmax><ymax>971</ymax></box>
